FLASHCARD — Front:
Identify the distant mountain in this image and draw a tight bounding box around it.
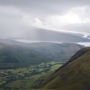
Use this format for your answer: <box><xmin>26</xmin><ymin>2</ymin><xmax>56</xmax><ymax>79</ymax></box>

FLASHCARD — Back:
<box><xmin>0</xmin><ymin>39</ymin><xmax>82</xmax><ymax>69</ymax></box>
<box><xmin>14</xmin><ymin>29</ymin><xmax>90</xmax><ymax>43</ymax></box>
<box><xmin>42</xmin><ymin>47</ymin><xmax>90</xmax><ymax>90</ymax></box>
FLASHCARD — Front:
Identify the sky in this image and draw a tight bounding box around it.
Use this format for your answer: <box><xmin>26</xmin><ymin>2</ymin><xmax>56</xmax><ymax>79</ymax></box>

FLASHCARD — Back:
<box><xmin>0</xmin><ymin>0</ymin><xmax>90</xmax><ymax>38</ymax></box>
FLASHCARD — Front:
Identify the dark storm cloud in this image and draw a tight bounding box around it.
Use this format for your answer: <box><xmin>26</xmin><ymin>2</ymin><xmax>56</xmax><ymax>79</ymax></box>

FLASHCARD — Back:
<box><xmin>0</xmin><ymin>0</ymin><xmax>90</xmax><ymax>7</ymax></box>
<box><xmin>0</xmin><ymin>0</ymin><xmax>90</xmax><ymax>15</ymax></box>
<box><xmin>0</xmin><ymin>0</ymin><xmax>90</xmax><ymax>38</ymax></box>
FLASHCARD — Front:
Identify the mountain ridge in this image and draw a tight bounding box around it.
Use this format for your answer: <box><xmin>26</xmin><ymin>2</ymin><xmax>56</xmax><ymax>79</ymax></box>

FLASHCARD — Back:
<box><xmin>41</xmin><ymin>47</ymin><xmax>90</xmax><ymax>90</ymax></box>
<box><xmin>12</xmin><ymin>29</ymin><xmax>90</xmax><ymax>43</ymax></box>
<box><xmin>0</xmin><ymin>40</ymin><xmax>82</xmax><ymax>69</ymax></box>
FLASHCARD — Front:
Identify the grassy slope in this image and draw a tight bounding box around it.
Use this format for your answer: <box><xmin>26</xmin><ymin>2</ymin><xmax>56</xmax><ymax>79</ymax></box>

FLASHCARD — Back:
<box><xmin>42</xmin><ymin>47</ymin><xmax>90</xmax><ymax>90</ymax></box>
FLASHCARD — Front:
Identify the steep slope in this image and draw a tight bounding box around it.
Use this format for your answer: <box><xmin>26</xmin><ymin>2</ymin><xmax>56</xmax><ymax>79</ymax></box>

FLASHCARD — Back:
<box><xmin>42</xmin><ymin>47</ymin><xmax>90</xmax><ymax>90</ymax></box>
<box><xmin>0</xmin><ymin>40</ymin><xmax>82</xmax><ymax>69</ymax></box>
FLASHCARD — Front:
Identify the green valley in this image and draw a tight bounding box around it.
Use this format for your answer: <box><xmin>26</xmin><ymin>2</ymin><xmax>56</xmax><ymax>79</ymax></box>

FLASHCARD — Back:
<box><xmin>0</xmin><ymin>61</ymin><xmax>62</xmax><ymax>89</ymax></box>
<box><xmin>0</xmin><ymin>40</ymin><xmax>83</xmax><ymax>89</ymax></box>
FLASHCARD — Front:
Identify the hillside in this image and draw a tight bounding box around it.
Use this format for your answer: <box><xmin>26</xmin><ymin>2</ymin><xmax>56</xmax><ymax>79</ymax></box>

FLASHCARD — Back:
<box><xmin>42</xmin><ymin>47</ymin><xmax>90</xmax><ymax>90</ymax></box>
<box><xmin>0</xmin><ymin>40</ymin><xmax>83</xmax><ymax>89</ymax></box>
<box><xmin>0</xmin><ymin>39</ymin><xmax>82</xmax><ymax>69</ymax></box>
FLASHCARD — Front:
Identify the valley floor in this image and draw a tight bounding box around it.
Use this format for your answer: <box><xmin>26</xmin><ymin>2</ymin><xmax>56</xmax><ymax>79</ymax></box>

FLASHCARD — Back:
<box><xmin>0</xmin><ymin>61</ymin><xmax>63</xmax><ymax>90</ymax></box>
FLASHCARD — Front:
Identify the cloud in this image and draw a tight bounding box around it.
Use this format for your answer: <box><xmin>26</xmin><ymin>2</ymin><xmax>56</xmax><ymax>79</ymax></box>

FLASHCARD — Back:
<box><xmin>0</xmin><ymin>0</ymin><xmax>90</xmax><ymax>38</ymax></box>
<box><xmin>32</xmin><ymin>6</ymin><xmax>90</xmax><ymax>35</ymax></box>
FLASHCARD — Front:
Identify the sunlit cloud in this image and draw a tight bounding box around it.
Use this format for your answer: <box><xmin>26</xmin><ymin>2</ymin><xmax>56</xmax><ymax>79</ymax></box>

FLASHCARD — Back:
<box><xmin>33</xmin><ymin>6</ymin><xmax>90</xmax><ymax>35</ymax></box>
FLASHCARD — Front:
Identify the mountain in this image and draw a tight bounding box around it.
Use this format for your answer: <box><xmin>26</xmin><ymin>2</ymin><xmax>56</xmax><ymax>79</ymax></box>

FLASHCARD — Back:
<box><xmin>0</xmin><ymin>39</ymin><xmax>82</xmax><ymax>69</ymax></box>
<box><xmin>14</xmin><ymin>29</ymin><xmax>90</xmax><ymax>43</ymax></box>
<box><xmin>42</xmin><ymin>47</ymin><xmax>90</xmax><ymax>90</ymax></box>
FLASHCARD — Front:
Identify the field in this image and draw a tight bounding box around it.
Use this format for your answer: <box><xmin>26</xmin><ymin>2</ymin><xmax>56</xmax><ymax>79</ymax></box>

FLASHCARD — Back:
<box><xmin>0</xmin><ymin>61</ymin><xmax>63</xmax><ymax>89</ymax></box>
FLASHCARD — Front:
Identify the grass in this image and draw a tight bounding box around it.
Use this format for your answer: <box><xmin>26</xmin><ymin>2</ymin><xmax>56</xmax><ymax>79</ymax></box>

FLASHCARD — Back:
<box><xmin>42</xmin><ymin>48</ymin><xmax>90</xmax><ymax>90</ymax></box>
<box><xmin>0</xmin><ymin>61</ymin><xmax>63</xmax><ymax>89</ymax></box>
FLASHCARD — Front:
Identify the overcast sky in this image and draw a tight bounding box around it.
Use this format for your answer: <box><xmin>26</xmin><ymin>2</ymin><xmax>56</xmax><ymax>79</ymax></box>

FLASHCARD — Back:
<box><xmin>0</xmin><ymin>0</ymin><xmax>90</xmax><ymax>38</ymax></box>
